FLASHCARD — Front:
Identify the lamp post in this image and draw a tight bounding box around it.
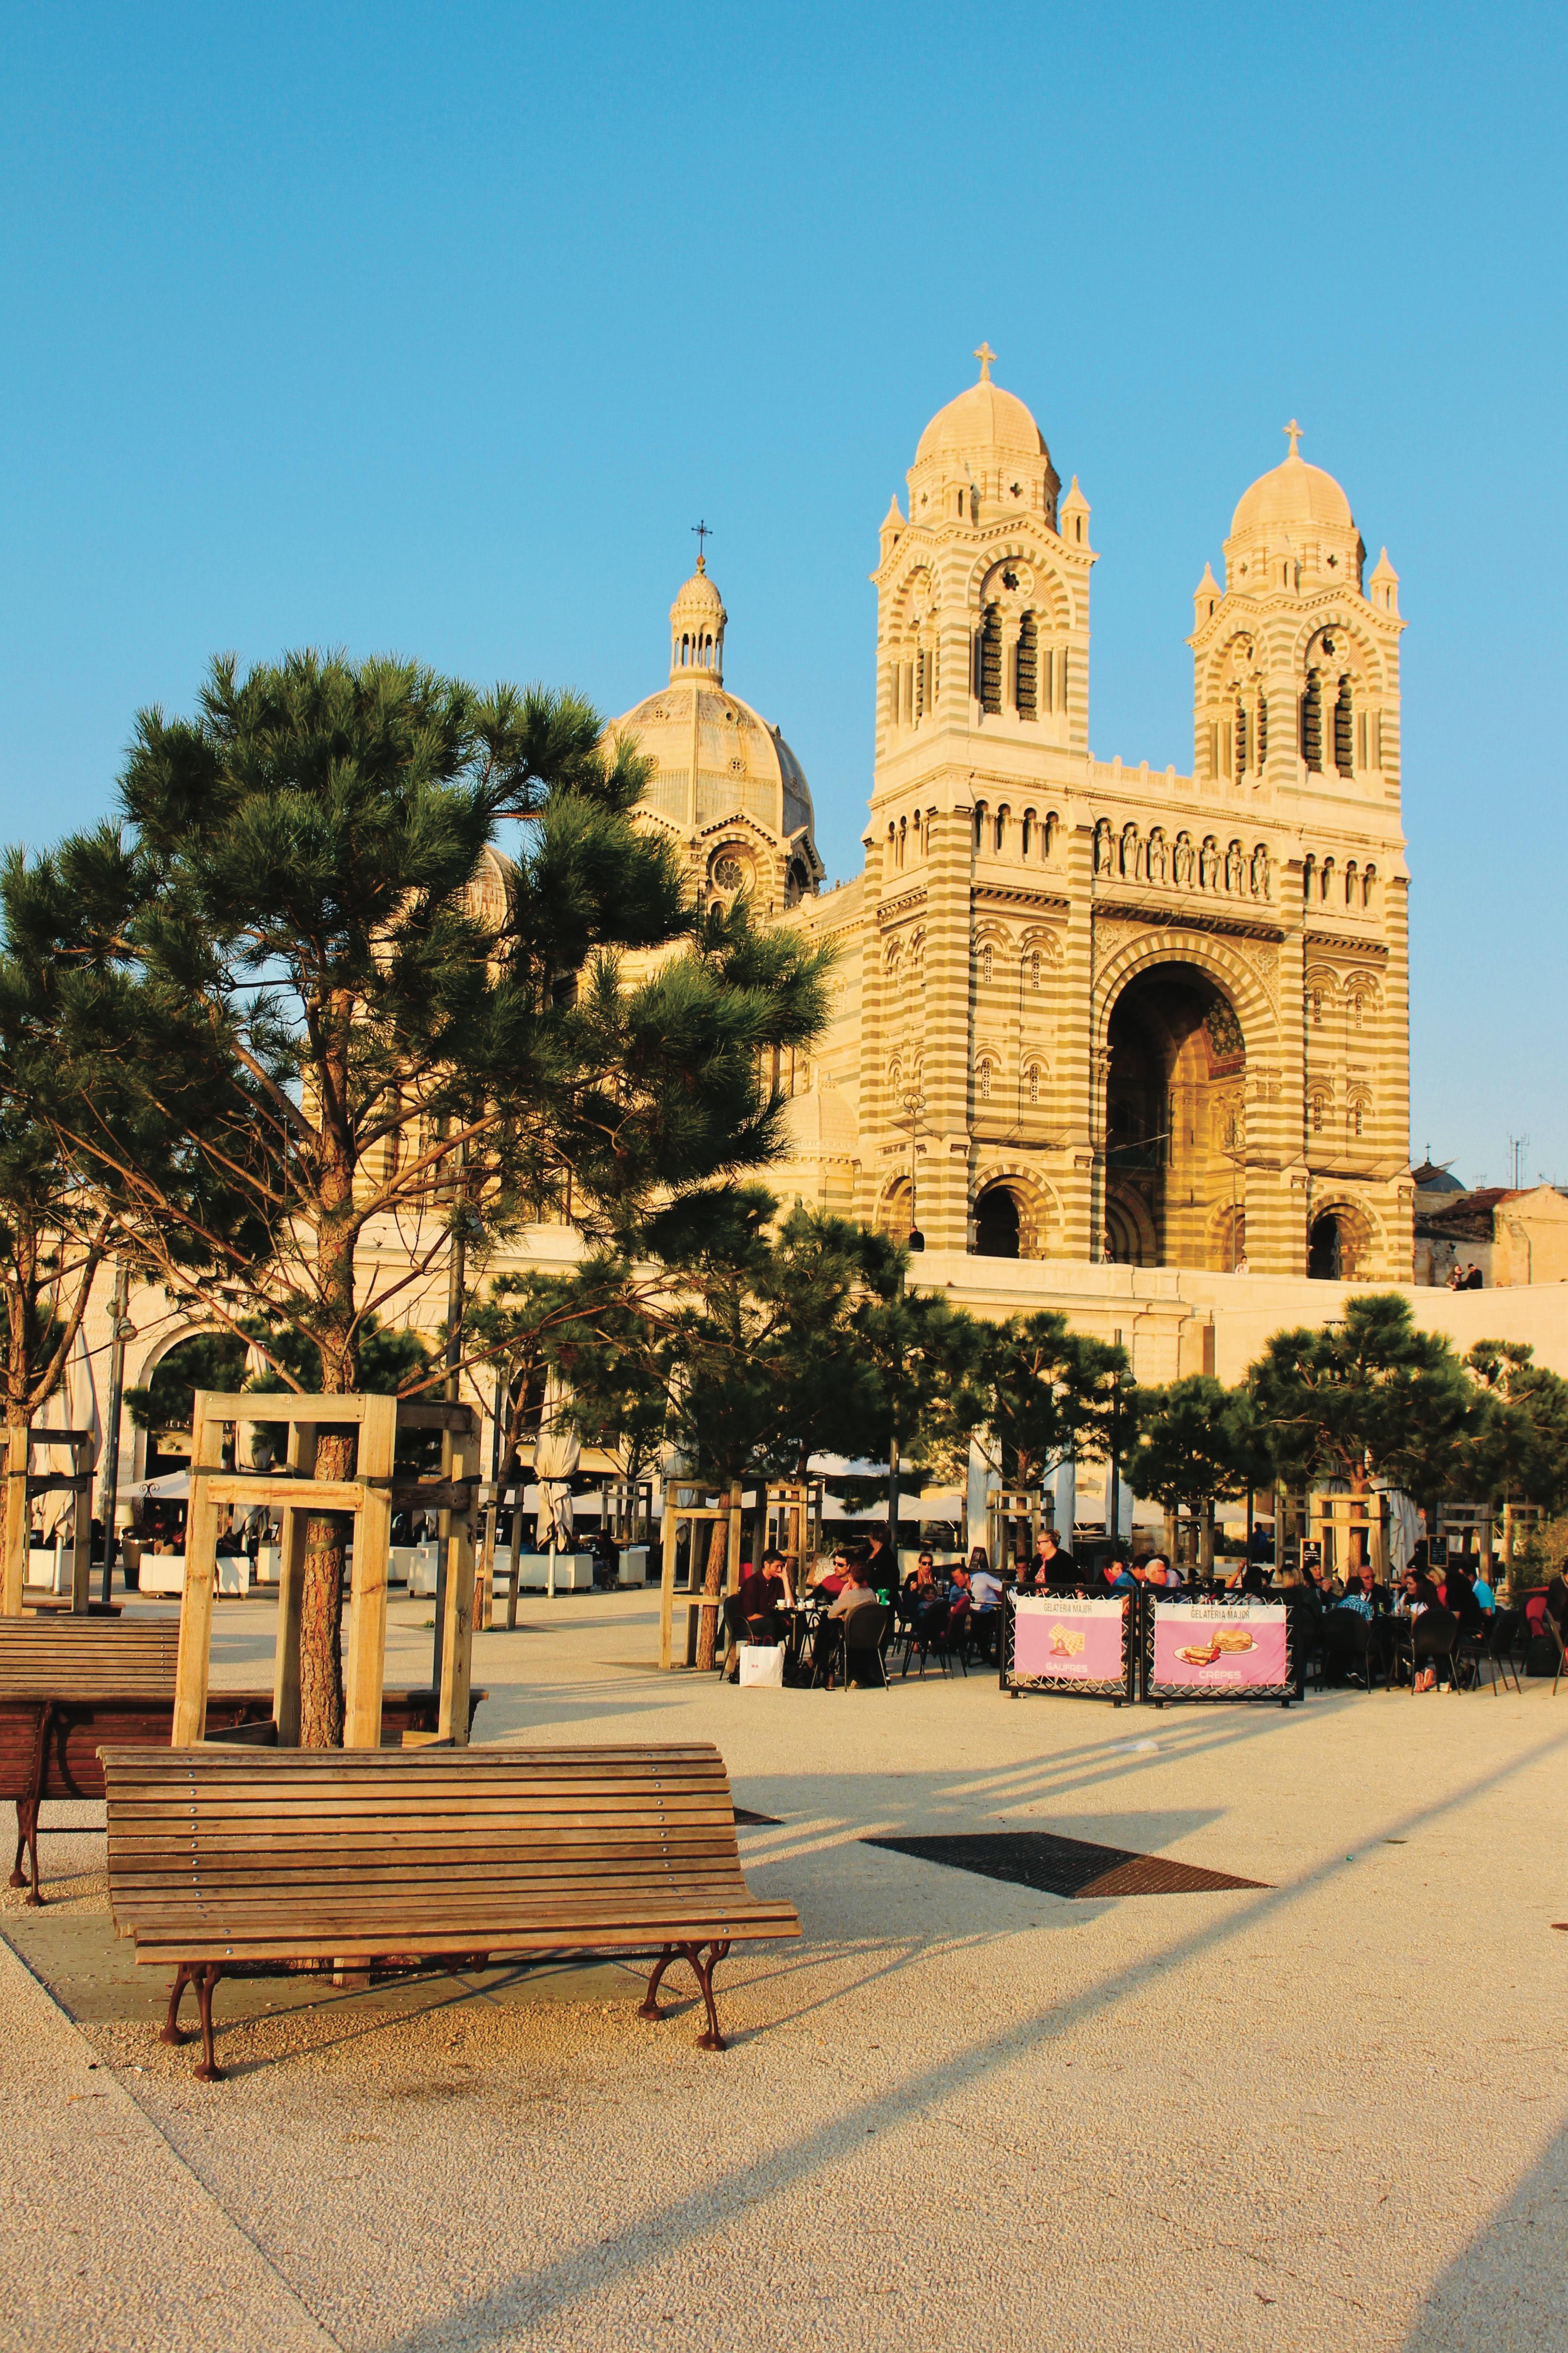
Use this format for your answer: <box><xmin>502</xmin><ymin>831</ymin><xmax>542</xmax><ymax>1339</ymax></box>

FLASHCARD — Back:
<box><xmin>887</xmin><ymin>1088</ymin><xmax>926</xmax><ymax>1550</ymax></box>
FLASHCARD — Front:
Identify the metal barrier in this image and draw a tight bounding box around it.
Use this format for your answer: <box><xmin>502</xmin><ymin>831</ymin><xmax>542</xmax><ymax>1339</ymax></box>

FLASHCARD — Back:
<box><xmin>999</xmin><ymin>1589</ymin><xmax>1136</xmax><ymax>1706</ymax></box>
<box><xmin>1142</xmin><ymin>1593</ymin><xmax>1295</xmax><ymax>1707</ymax></box>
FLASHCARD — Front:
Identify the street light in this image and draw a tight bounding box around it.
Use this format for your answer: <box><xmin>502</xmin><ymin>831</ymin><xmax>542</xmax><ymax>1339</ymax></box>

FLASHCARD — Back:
<box><xmin>896</xmin><ymin>1088</ymin><xmax>926</xmax><ymax>1251</ymax></box>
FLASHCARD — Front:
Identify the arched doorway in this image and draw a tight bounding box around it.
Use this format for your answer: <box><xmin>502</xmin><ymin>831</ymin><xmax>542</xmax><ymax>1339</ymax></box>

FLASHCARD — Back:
<box><xmin>1308</xmin><ymin>1209</ymin><xmax>1364</xmax><ymax>1280</ymax></box>
<box><xmin>974</xmin><ymin>1183</ymin><xmax>1021</xmax><ymax>1259</ymax></box>
<box><xmin>1103</xmin><ymin>962</ymin><xmax>1247</xmax><ymax>1270</ymax></box>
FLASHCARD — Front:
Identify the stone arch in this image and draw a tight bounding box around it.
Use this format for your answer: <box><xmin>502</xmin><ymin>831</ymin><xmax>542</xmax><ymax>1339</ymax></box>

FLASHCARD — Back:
<box><xmin>960</xmin><ymin>541</ymin><xmax>1075</xmax><ymax>630</ymax></box>
<box><xmin>971</xmin><ymin>1165</ymin><xmax>1061</xmax><ymax>1261</ymax></box>
<box><xmin>1095</xmin><ymin>942</ymin><xmax>1270</xmax><ymax>1274</ymax></box>
<box><xmin>1307</xmin><ymin>1193</ymin><xmax>1382</xmax><ymax>1281</ymax></box>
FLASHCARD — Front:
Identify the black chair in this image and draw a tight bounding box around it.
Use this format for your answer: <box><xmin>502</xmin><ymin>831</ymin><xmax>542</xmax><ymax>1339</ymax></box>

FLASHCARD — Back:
<box><xmin>900</xmin><ymin>1603</ymin><xmax>952</xmax><ymax>1679</ymax></box>
<box><xmin>1323</xmin><ymin>1606</ymin><xmax>1385</xmax><ymax>1692</ymax></box>
<box><xmin>1472</xmin><ymin>1607</ymin><xmax>1523</xmax><ymax>1696</ymax></box>
<box><xmin>838</xmin><ymin>1603</ymin><xmax>892</xmax><ymax>1691</ymax></box>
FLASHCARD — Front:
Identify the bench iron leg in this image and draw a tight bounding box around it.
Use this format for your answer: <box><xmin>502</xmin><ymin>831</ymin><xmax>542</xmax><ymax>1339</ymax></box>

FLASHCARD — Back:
<box><xmin>638</xmin><ymin>1946</ymin><xmax>676</xmax><ymax>2022</ymax></box>
<box><xmin>11</xmin><ymin>1799</ymin><xmax>40</xmax><ymax>1903</ymax></box>
<box><xmin>160</xmin><ymin>1963</ymin><xmax>195</xmax><ymax>2046</ymax></box>
<box><xmin>193</xmin><ymin>1964</ymin><xmax>225</xmax><ymax>2082</ymax></box>
<box><xmin>683</xmin><ymin>1940</ymin><xmax>730</xmax><ymax>2053</ymax></box>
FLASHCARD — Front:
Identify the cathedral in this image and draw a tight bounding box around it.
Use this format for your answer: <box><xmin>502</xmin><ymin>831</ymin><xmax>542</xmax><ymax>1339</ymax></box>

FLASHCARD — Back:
<box><xmin>612</xmin><ymin>351</ymin><xmax>1413</xmax><ymax>1296</ymax></box>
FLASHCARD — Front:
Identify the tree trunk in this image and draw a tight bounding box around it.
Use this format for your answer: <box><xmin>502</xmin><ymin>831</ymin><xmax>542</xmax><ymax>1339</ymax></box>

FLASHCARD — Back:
<box><xmin>1164</xmin><ymin>1507</ymin><xmax>1178</xmax><ymax>1566</ymax></box>
<box><xmin>299</xmin><ymin>1431</ymin><xmax>352</xmax><ymax>1747</ymax></box>
<box><xmin>1200</xmin><ymin>1501</ymin><xmax>1215</xmax><ymax>1574</ymax></box>
<box><xmin>694</xmin><ymin>1512</ymin><xmax>727</xmax><ymax>1673</ymax></box>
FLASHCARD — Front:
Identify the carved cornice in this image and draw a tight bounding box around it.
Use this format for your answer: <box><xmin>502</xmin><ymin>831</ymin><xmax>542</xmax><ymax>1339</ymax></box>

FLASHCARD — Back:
<box><xmin>1094</xmin><ymin>896</ymin><xmax>1285</xmax><ymax>945</ymax></box>
<box><xmin>1302</xmin><ymin>928</ymin><xmax>1390</xmax><ymax>959</ymax></box>
<box><xmin>973</xmin><ymin>884</ymin><xmax>1072</xmax><ymax>914</ymax></box>
<box><xmin>877</xmin><ymin>886</ymin><xmax>929</xmax><ymax>921</ymax></box>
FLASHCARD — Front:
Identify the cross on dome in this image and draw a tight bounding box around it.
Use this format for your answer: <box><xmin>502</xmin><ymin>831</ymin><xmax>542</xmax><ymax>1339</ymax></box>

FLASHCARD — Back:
<box><xmin>974</xmin><ymin>342</ymin><xmax>997</xmax><ymax>381</ymax></box>
<box><xmin>691</xmin><ymin>517</ymin><xmax>713</xmax><ymax>570</ymax></box>
<box><xmin>1284</xmin><ymin>419</ymin><xmax>1303</xmax><ymax>457</ymax></box>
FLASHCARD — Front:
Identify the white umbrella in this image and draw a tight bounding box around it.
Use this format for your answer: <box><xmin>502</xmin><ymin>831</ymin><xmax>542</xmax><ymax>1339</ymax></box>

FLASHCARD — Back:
<box><xmin>533</xmin><ymin>1372</ymin><xmax>581</xmax><ymax>1598</ymax></box>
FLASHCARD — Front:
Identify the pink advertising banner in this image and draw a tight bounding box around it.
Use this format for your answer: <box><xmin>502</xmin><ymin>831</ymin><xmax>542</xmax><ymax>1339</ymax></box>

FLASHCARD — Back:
<box><xmin>1013</xmin><ymin>1595</ymin><xmax>1127</xmax><ymax>1684</ymax></box>
<box><xmin>1150</xmin><ymin>1602</ymin><xmax>1288</xmax><ymax>1692</ymax></box>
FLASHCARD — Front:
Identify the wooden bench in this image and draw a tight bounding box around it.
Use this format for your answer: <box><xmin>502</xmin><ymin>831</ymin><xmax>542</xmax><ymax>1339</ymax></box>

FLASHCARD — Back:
<box><xmin>101</xmin><ymin>1742</ymin><xmax>801</xmax><ymax>2075</ymax></box>
<box><xmin>0</xmin><ymin>1620</ymin><xmax>480</xmax><ymax>1902</ymax></box>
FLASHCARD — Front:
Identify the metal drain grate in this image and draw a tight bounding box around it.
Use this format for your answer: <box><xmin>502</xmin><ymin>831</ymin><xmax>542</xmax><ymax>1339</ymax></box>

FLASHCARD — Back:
<box><xmin>863</xmin><ymin>1831</ymin><xmax>1267</xmax><ymax>1899</ymax></box>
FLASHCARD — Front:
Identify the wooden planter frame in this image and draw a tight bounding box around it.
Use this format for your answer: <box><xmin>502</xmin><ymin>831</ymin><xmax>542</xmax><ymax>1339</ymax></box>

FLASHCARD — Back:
<box><xmin>3</xmin><ymin>1428</ymin><xmax>96</xmax><ymax>1617</ymax></box>
<box><xmin>172</xmin><ymin>1388</ymin><xmax>479</xmax><ymax>1750</ymax></box>
<box><xmin>658</xmin><ymin>1478</ymin><xmax>743</xmax><ymax>1671</ymax></box>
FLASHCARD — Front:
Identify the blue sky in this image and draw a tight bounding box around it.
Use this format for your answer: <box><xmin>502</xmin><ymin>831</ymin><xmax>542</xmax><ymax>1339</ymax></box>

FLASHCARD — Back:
<box><xmin>2</xmin><ymin>2</ymin><xmax>1564</xmax><ymax>1186</ymax></box>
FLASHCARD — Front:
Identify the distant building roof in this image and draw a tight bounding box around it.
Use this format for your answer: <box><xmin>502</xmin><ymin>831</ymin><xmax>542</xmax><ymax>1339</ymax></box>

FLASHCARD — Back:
<box><xmin>1411</xmin><ymin>1157</ymin><xmax>1467</xmax><ymax>1193</ymax></box>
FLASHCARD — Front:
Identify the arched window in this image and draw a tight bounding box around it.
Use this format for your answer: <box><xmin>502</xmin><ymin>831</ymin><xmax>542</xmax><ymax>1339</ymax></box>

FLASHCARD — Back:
<box><xmin>1311</xmin><ymin>989</ymin><xmax>1323</xmax><ymax>1028</ymax></box>
<box><xmin>1029</xmin><ymin>950</ymin><xmax>1041</xmax><ymax>989</ymax></box>
<box><xmin>1044</xmin><ymin>811</ymin><xmax>1059</xmax><ymax>857</ymax></box>
<box><xmin>1362</xmin><ymin>864</ymin><xmax>1376</xmax><ymax>909</ymax></box>
<box><xmin>1021</xmin><ymin>809</ymin><xmax>1034</xmax><ymax>857</ymax></box>
<box><xmin>1344</xmin><ymin>860</ymin><xmax>1357</xmax><ymax>907</ymax></box>
<box><xmin>1303</xmin><ymin>853</ymin><xmax>1316</xmax><ymax>901</ymax></box>
<box><xmin>1320</xmin><ymin>858</ymin><xmax>1334</xmax><ymax>902</ymax></box>
<box><xmin>1015</xmin><ymin>611</ymin><xmax>1038</xmax><ymax>719</ymax></box>
<box><xmin>978</xmin><ymin>605</ymin><xmax>1003</xmax><ymax>714</ymax></box>
<box><xmin>1311</xmin><ymin>1094</ymin><xmax>1327</xmax><ymax>1134</ymax></box>
<box><xmin>1349</xmin><ymin>989</ymin><xmax>1364</xmax><ymax>1030</ymax></box>
<box><xmin>980</xmin><ymin>942</ymin><xmax>993</xmax><ymax>986</ymax></box>
<box><xmin>1235</xmin><ymin>697</ymin><xmax>1250</xmax><ymax>776</ymax></box>
<box><xmin>897</xmin><ymin>817</ymin><xmax>907</xmax><ymax>869</ymax></box>
<box><xmin>1334</xmin><ymin>677</ymin><xmax>1354</xmax><ymax>775</ymax></box>
<box><xmin>1027</xmin><ymin>1063</ymin><xmax>1041</xmax><ymax>1105</ymax></box>
<box><xmin>1300</xmin><ymin>671</ymin><xmax>1323</xmax><ymax>772</ymax></box>
<box><xmin>977</xmin><ymin>1058</ymin><xmax>993</xmax><ymax>1102</ymax></box>
<box><xmin>994</xmin><ymin>807</ymin><xmax>1008</xmax><ymax>853</ymax></box>
<box><xmin>916</xmin><ymin>645</ymin><xmax>929</xmax><ymax>718</ymax></box>
<box><xmin>973</xmin><ymin>802</ymin><xmax>986</xmax><ymax>850</ymax></box>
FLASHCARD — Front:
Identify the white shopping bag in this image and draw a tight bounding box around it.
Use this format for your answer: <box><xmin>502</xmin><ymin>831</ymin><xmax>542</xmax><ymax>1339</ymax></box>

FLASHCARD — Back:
<box><xmin>737</xmin><ymin>1644</ymin><xmax>785</xmax><ymax>1688</ymax></box>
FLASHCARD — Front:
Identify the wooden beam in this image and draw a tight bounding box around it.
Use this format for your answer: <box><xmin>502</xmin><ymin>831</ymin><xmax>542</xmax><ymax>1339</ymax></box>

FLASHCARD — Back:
<box><xmin>172</xmin><ymin>1402</ymin><xmax>225</xmax><ymax>1746</ymax></box>
<box><xmin>344</xmin><ymin>1395</ymin><xmax>397</xmax><ymax>1752</ymax></box>
<box><xmin>436</xmin><ymin>1431</ymin><xmax>476</xmax><ymax>1747</ymax></box>
<box><xmin>186</xmin><ymin>1391</ymin><xmax>377</xmax><ymax>1424</ymax></box>
<box><xmin>2</xmin><ymin>1425</ymin><xmax>28</xmax><ymax>1617</ymax></box>
<box><xmin>200</xmin><ymin>1475</ymin><xmax>367</xmax><ymax>1513</ymax></box>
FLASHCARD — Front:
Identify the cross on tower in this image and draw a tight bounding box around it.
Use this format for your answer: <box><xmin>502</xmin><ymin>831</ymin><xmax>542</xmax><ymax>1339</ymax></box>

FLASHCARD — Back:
<box><xmin>692</xmin><ymin>519</ymin><xmax>713</xmax><ymax>568</ymax></box>
<box><xmin>974</xmin><ymin>342</ymin><xmax>997</xmax><ymax>381</ymax></box>
<box><xmin>1284</xmin><ymin>419</ymin><xmax>1303</xmax><ymax>457</ymax></box>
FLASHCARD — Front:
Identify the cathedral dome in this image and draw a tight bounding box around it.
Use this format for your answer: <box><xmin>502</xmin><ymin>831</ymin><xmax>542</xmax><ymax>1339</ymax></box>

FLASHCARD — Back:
<box><xmin>1231</xmin><ymin>428</ymin><xmax>1353</xmax><ymax>537</ymax></box>
<box><xmin>611</xmin><ymin>556</ymin><xmax>820</xmax><ymax>892</ymax></box>
<box><xmin>915</xmin><ymin>349</ymin><xmax>1049</xmax><ymax>468</ymax></box>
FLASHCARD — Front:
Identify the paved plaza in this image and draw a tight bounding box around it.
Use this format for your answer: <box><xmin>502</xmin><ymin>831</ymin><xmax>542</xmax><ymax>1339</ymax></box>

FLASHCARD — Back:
<box><xmin>4</xmin><ymin>1588</ymin><xmax>1567</xmax><ymax>2353</ymax></box>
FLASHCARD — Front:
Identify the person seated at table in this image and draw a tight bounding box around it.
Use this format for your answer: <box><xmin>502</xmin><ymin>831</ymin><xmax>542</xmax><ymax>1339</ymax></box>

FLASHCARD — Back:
<box><xmin>1101</xmin><ymin>1551</ymin><xmax>1137</xmax><ymax>1593</ymax></box>
<box><xmin>900</xmin><ymin>1551</ymin><xmax>941</xmax><ymax>1619</ymax></box>
<box><xmin>811</xmin><ymin>1556</ymin><xmax>882</xmax><ymax>1685</ymax></box>
<box><xmin>1396</xmin><ymin>1569</ymin><xmax>1458</xmax><ymax>1691</ymax></box>
<box><xmin>862</xmin><ymin>1534</ymin><xmax>896</xmax><ymax>1596</ymax></box>
<box><xmin>1469</xmin><ymin>1564</ymin><xmax>1496</xmax><ymax>1616</ymax></box>
<box><xmin>733</xmin><ymin>1553</ymin><xmax>791</xmax><ymax>1638</ymax></box>
<box><xmin>1142</xmin><ymin>1556</ymin><xmax>1170</xmax><ymax>1589</ymax></box>
<box><xmin>969</xmin><ymin>1553</ymin><xmax>1003</xmax><ymax>1614</ymax></box>
<box><xmin>810</xmin><ymin>1551</ymin><xmax>850</xmax><ymax>1596</ymax></box>
<box><xmin>1025</xmin><ymin>1527</ymin><xmax>1078</xmax><ymax>1589</ymax></box>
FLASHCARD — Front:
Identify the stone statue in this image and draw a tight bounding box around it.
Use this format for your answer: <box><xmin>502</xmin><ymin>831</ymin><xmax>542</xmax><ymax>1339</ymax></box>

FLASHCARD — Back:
<box><xmin>1094</xmin><ymin>818</ymin><xmax>1113</xmax><ymax>875</ymax></box>
<box><xmin>1225</xmin><ymin>841</ymin><xmax>1243</xmax><ymax>894</ymax></box>
<box><xmin>1174</xmin><ymin>832</ymin><xmax>1195</xmax><ymax>886</ymax></box>
<box><xmin>1200</xmin><ymin>836</ymin><xmax>1219</xmax><ymax>889</ymax></box>
<box><xmin>1149</xmin><ymin>830</ymin><xmax>1168</xmax><ymax>882</ymax></box>
<box><xmin>1250</xmin><ymin>844</ymin><xmax>1269</xmax><ymax>897</ymax></box>
<box><xmin>1120</xmin><ymin>822</ymin><xmax>1139</xmax><ymax>879</ymax></box>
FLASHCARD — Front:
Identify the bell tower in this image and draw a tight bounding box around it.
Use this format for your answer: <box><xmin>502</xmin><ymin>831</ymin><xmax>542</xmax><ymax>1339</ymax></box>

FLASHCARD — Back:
<box><xmin>859</xmin><ymin>350</ymin><xmax>1097</xmax><ymax>1257</ymax></box>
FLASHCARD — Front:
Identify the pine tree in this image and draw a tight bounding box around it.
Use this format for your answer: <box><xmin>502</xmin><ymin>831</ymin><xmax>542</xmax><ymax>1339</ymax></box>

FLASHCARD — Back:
<box><xmin>7</xmin><ymin>651</ymin><xmax>829</xmax><ymax>1737</ymax></box>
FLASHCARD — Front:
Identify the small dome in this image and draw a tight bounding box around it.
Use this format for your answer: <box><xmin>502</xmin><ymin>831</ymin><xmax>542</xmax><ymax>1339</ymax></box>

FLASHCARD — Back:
<box><xmin>670</xmin><ymin>558</ymin><xmax>724</xmax><ymax>617</ymax></box>
<box><xmin>916</xmin><ymin>375</ymin><xmax>1048</xmax><ymax>468</ymax></box>
<box><xmin>668</xmin><ymin>557</ymin><xmax>727</xmax><ymax>686</ymax></box>
<box><xmin>1231</xmin><ymin>436</ymin><xmax>1353</xmax><ymax>537</ymax></box>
